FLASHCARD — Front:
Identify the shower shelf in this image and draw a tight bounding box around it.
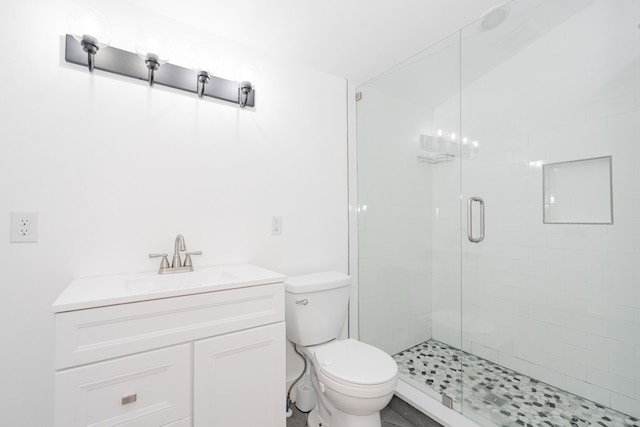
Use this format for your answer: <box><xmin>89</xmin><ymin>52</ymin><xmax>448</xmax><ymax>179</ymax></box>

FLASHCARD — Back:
<box><xmin>417</xmin><ymin>152</ymin><xmax>455</xmax><ymax>164</ymax></box>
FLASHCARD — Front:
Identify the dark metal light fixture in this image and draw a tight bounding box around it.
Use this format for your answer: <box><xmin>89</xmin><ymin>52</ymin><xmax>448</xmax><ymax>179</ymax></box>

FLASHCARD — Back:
<box><xmin>190</xmin><ymin>46</ymin><xmax>218</xmax><ymax>98</ymax></box>
<box><xmin>196</xmin><ymin>72</ymin><xmax>211</xmax><ymax>98</ymax></box>
<box><xmin>236</xmin><ymin>65</ymin><xmax>257</xmax><ymax>109</ymax></box>
<box><xmin>64</xmin><ymin>19</ymin><xmax>256</xmax><ymax>108</ymax></box>
<box><xmin>68</xmin><ymin>8</ymin><xmax>112</xmax><ymax>72</ymax></box>
<box><xmin>135</xmin><ymin>33</ymin><xmax>170</xmax><ymax>86</ymax></box>
<box><xmin>238</xmin><ymin>81</ymin><xmax>253</xmax><ymax>108</ymax></box>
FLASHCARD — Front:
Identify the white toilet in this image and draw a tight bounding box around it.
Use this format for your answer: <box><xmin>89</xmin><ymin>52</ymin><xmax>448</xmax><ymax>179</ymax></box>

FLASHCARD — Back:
<box><xmin>285</xmin><ymin>272</ymin><xmax>398</xmax><ymax>427</ymax></box>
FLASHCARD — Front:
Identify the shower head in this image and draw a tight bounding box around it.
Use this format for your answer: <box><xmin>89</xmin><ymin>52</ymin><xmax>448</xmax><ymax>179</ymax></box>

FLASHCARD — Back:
<box><xmin>480</xmin><ymin>4</ymin><xmax>509</xmax><ymax>31</ymax></box>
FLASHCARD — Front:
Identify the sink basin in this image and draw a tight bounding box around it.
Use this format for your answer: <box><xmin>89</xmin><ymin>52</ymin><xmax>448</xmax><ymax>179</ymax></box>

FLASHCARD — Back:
<box><xmin>126</xmin><ymin>269</ymin><xmax>239</xmax><ymax>293</ymax></box>
<box><xmin>52</xmin><ymin>264</ymin><xmax>287</xmax><ymax>313</ymax></box>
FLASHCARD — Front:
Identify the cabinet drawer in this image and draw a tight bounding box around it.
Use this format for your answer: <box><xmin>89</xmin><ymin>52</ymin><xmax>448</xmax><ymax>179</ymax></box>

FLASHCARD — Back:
<box><xmin>56</xmin><ymin>283</ymin><xmax>284</xmax><ymax>369</ymax></box>
<box><xmin>55</xmin><ymin>344</ymin><xmax>190</xmax><ymax>427</ymax></box>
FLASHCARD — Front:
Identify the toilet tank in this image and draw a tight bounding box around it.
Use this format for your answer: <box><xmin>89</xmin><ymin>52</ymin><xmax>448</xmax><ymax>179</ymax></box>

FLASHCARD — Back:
<box><xmin>284</xmin><ymin>272</ymin><xmax>351</xmax><ymax>346</ymax></box>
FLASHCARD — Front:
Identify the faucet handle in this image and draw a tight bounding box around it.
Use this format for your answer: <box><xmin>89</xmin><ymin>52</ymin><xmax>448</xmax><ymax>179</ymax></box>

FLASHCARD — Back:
<box><xmin>183</xmin><ymin>251</ymin><xmax>202</xmax><ymax>268</ymax></box>
<box><xmin>149</xmin><ymin>253</ymin><xmax>170</xmax><ymax>270</ymax></box>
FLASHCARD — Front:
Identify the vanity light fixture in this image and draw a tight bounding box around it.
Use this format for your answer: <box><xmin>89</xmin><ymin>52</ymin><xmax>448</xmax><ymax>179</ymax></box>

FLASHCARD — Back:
<box><xmin>189</xmin><ymin>45</ymin><xmax>218</xmax><ymax>98</ymax></box>
<box><xmin>67</xmin><ymin>8</ymin><xmax>112</xmax><ymax>72</ymax></box>
<box><xmin>238</xmin><ymin>81</ymin><xmax>253</xmax><ymax>108</ymax></box>
<box><xmin>196</xmin><ymin>72</ymin><xmax>211</xmax><ymax>98</ymax></box>
<box><xmin>235</xmin><ymin>65</ymin><xmax>258</xmax><ymax>109</ymax></box>
<box><xmin>64</xmin><ymin>15</ymin><xmax>256</xmax><ymax>108</ymax></box>
<box><xmin>135</xmin><ymin>33</ymin><xmax>170</xmax><ymax>86</ymax></box>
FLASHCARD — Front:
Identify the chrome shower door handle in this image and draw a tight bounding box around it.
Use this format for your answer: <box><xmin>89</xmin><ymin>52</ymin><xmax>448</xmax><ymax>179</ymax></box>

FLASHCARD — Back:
<box><xmin>467</xmin><ymin>196</ymin><xmax>485</xmax><ymax>243</ymax></box>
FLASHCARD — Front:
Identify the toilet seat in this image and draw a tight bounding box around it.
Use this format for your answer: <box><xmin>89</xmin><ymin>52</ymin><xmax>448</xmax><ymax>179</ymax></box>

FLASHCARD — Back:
<box><xmin>312</xmin><ymin>339</ymin><xmax>397</xmax><ymax>398</ymax></box>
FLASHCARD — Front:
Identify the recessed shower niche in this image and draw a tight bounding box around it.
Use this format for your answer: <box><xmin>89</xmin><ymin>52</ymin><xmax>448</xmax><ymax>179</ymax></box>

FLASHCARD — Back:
<box><xmin>543</xmin><ymin>156</ymin><xmax>613</xmax><ymax>224</ymax></box>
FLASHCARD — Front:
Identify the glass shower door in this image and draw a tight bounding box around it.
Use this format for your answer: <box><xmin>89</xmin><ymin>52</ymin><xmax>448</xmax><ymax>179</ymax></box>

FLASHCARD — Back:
<box><xmin>356</xmin><ymin>30</ymin><xmax>464</xmax><ymax>412</ymax></box>
<box><xmin>458</xmin><ymin>0</ymin><xmax>640</xmax><ymax>424</ymax></box>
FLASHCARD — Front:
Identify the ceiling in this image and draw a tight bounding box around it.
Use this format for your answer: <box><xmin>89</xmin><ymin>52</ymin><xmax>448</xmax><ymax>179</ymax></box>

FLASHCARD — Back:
<box><xmin>367</xmin><ymin>0</ymin><xmax>596</xmax><ymax>108</ymax></box>
<box><xmin>126</xmin><ymin>0</ymin><xmax>507</xmax><ymax>84</ymax></box>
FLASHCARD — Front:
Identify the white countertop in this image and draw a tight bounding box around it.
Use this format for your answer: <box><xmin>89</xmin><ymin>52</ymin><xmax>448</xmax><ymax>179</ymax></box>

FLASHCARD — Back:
<box><xmin>52</xmin><ymin>264</ymin><xmax>287</xmax><ymax>313</ymax></box>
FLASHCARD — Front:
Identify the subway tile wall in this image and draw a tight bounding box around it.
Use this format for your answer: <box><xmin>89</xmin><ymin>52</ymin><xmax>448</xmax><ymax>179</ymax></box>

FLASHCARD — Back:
<box><xmin>431</xmin><ymin>0</ymin><xmax>640</xmax><ymax>417</ymax></box>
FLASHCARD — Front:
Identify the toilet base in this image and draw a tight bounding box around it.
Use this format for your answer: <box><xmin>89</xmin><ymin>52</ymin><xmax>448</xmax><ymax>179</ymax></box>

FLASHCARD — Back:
<box><xmin>306</xmin><ymin>408</ymin><xmax>324</xmax><ymax>427</ymax></box>
<box><xmin>306</xmin><ymin>406</ymin><xmax>382</xmax><ymax>427</ymax></box>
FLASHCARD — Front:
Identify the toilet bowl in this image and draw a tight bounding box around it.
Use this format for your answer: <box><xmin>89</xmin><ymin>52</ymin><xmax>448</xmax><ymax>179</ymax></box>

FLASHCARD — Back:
<box><xmin>303</xmin><ymin>339</ymin><xmax>397</xmax><ymax>427</ymax></box>
<box><xmin>285</xmin><ymin>272</ymin><xmax>398</xmax><ymax>427</ymax></box>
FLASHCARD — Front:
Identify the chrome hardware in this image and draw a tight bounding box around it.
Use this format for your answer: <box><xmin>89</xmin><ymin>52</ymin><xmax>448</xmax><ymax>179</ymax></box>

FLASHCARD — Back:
<box><xmin>183</xmin><ymin>251</ymin><xmax>202</xmax><ymax>268</ymax></box>
<box><xmin>64</xmin><ymin>35</ymin><xmax>256</xmax><ymax>108</ymax></box>
<box><xmin>442</xmin><ymin>394</ymin><xmax>453</xmax><ymax>409</ymax></box>
<box><xmin>150</xmin><ymin>235</ymin><xmax>202</xmax><ymax>274</ymax></box>
<box><xmin>295</xmin><ymin>299</ymin><xmax>309</xmax><ymax>305</ymax></box>
<box><xmin>121</xmin><ymin>394</ymin><xmax>137</xmax><ymax>405</ymax></box>
<box><xmin>467</xmin><ymin>197</ymin><xmax>485</xmax><ymax>243</ymax></box>
<box><xmin>148</xmin><ymin>253</ymin><xmax>170</xmax><ymax>273</ymax></box>
<box><xmin>172</xmin><ymin>234</ymin><xmax>186</xmax><ymax>268</ymax></box>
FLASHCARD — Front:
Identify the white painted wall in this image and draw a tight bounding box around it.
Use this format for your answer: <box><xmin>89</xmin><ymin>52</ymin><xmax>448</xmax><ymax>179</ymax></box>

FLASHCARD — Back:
<box><xmin>0</xmin><ymin>1</ymin><xmax>348</xmax><ymax>425</ymax></box>
<box><xmin>356</xmin><ymin>85</ymin><xmax>434</xmax><ymax>356</ymax></box>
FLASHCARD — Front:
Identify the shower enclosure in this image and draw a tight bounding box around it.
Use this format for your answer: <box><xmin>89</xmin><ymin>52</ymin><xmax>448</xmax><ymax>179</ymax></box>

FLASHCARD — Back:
<box><xmin>356</xmin><ymin>0</ymin><xmax>640</xmax><ymax>425</ymax></box>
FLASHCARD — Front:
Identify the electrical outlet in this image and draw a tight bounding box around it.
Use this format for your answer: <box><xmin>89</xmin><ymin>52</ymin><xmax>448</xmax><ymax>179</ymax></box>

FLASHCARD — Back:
<box><xmin>10</xmin><ymin>212</ymin><xmax>39</xmax><ymax>242</ymax></box>
<box><xmin>271</xmin><ymin>216</ymin><xmax>282</xmax><ymax>235</ymax></box>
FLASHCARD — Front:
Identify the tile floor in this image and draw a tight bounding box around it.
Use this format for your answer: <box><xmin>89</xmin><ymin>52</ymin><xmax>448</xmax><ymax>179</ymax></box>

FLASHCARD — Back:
<box><xmin>286</xmin><ymin>396</ymin><xmax>441</xmax><ymax>427</ymax></box>
<box><xmin>394</xmin><ymin>339</ymin><xmax>640</xmax><ymax>427</ymax></box>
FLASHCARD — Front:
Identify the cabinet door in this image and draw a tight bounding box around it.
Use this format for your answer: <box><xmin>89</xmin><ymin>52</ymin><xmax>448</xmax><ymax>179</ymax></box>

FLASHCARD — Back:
<box><xmin>194</xmin><ymin>322</ymin><xmax>286</xmax><ymax>427</ymax></box>
<box><xmin>55</xmin><ymin>344</ymin><xmax>190</xmax><ymax>427</ymax></box>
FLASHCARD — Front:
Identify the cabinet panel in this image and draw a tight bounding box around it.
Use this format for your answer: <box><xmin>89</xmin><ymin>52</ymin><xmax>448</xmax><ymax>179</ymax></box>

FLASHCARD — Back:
<box><xmin>56</xmin><ymin>283</ymin><xmax>284</xmax><ymax>369</ymax></box>
<box><xmin>194</xmin><ymin>323</ymin><xmax>286</xmax><ymax>427</ymax></box>
<box><xmin>55</xmin><ymin>344</ymin><xmax>190</xmax><ymax>427</ymax></box>
<box><xmin>163</xmin><ymin>418</ymin><xmax>190</xmax><ymax>427</ymax></box>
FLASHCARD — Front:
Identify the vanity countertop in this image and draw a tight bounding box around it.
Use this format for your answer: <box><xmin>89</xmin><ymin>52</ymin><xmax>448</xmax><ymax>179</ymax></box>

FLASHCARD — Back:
<box><xmin>52</xmin><ymin>264</ymin><xmax>287</xmax><ymax>313</ymax></box>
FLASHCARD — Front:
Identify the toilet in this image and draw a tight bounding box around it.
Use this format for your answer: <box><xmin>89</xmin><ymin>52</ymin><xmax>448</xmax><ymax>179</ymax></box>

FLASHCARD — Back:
<box><xmin>285</xmin><ymin>272</ymin><xmax>398</xmax><ymax>427</ymax></box>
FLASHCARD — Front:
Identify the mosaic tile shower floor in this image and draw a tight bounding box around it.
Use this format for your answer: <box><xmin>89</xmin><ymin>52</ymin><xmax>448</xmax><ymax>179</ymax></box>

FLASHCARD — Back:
<box><xmin>394</xmin><ymin>340</ymin><xmax>639</xmax><ymax>427</ymax></box>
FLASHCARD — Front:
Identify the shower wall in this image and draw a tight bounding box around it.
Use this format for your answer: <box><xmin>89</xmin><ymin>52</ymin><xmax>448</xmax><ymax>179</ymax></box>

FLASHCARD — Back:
<box><xmin>430</xmin><ymin>0</ymin><xmax>640</xmax><ymax>417</ymax></box>
<box><xmin>357</xmin><ymin>86</ymin><xmax>434</xmax><ymax>356</ymax></box>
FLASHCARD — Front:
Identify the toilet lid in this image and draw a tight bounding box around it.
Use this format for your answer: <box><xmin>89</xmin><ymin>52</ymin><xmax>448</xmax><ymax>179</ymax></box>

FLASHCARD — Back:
<box><xmin>313</xmin><ymin>339</ymin><xmax>397</xmax><ymax>385</ymax></box>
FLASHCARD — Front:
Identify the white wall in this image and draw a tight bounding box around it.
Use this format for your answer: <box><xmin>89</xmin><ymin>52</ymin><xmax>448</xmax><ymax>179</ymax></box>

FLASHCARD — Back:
<box><xmin>432</xmin><ymin>0</ymin><xmax>640</xmax><ymax>417</ymax></box>
<box><xmin>356</xmin><ymin>85</ymin><xmax>434</xmax><ymax>355</ymax></box>
<box><xmin>0</xmin><ymin>1</ymin><xmax>348</xmax><ymax>425</ymax></box>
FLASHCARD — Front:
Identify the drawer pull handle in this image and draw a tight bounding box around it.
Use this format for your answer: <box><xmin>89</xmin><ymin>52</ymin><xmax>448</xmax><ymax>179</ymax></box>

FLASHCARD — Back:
<box><xmin>121</xmin><ymin>394</ymin><xmax>137</xmax><ymax>405</ymax></box>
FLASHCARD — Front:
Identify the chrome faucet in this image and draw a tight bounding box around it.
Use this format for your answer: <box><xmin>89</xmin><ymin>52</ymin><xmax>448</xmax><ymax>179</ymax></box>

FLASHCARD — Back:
<box><xmin>149</xmin><ymin>234</ymin><xmax>202</xmax><ymax>274</ymax></box>
<box><xmin>172</xmin><ymin>234</ymin><xmax>186</xmax><ymax>268</ymax></box>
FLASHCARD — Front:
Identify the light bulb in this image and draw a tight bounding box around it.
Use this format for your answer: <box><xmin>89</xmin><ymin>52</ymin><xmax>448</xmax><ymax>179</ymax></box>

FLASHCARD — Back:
<box><xmin>135</xmin><ymin>32</ymin><xmax>170</xmax><ymax>86</ymax></box>
<box><xmin>68</xmin><ymin>8</ymin><xmax>112</xmax><ymax>48</ymax></box>
<box><xmin>189</xmin><ymin>44</ymin><xmax>219</xmax><ymax>98</ymax></box>
<box><xmin>68</xmin><ymin>8</ymin><xmax>112</xmax><ymax>72</ymax></box>
<box><xmin>189</xmin><ymin>44</ymin><xmax>218</xmax><ymax>74</ymax></box>
<box><xmin>135</xmin><ymin>32</ymin><xmax>170</xmax><ymax>63</ymax></box>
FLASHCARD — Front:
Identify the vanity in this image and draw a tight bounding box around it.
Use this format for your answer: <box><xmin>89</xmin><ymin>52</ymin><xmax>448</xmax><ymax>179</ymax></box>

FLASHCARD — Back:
<box><xmin>52</xmin><ymin>264</ymin><xmax>287</xmax><ymax>427</ymax></box>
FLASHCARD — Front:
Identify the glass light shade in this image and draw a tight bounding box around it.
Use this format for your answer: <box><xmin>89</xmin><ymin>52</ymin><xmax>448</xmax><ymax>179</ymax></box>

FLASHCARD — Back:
<box><xmin>135</xmin><ymin>32</ymin><xmax>170</xmax><ymax>64</ymax></box>
<box><xmin>68</xmin><ymin>8</ymin><xmax>112</xmax><ymax>48</ymax></box>
<box><xmin>189</xmin><ymin>44</ymin><xmax>219</xmax><ymax>74</ymax></box>
<box><xmin>234</xmin><ymin>64</ymin><xmax>259</xmax><ymax>87</ymax></box>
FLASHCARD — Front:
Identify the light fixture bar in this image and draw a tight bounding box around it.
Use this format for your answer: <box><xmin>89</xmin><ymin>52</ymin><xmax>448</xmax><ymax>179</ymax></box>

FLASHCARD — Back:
<box><xmin>64</xmin><ymin>34</ymin><xmax>255</xmax><ymax>107</ymax></box>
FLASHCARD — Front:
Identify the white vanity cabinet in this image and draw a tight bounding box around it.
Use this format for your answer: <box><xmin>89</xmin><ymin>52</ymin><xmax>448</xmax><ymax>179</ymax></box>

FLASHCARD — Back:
<box><xmin>53</xmin><ymin>264</ymin><xmax>287</xmax><ymax>427</ymax></box>
<box><xmin>193</xmin><ymin>323</ymin><xmax>285</xmax><ymax>426</ymax></box>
